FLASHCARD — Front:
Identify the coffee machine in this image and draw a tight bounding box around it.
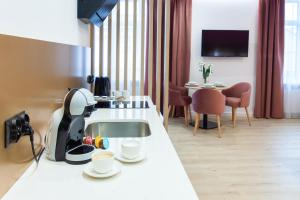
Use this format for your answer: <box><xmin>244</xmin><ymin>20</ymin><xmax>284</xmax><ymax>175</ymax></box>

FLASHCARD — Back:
<box><xmin>46</xmin><ymin>88</ymin><xmax>97</xmax><ymax>164</ymax></box>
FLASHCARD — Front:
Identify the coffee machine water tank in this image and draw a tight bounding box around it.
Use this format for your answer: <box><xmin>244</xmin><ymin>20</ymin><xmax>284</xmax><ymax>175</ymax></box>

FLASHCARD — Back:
<box><xmin>46</xmin><ymin>88</ymin><xmax>97</xmax><ymax>164</ymax></box>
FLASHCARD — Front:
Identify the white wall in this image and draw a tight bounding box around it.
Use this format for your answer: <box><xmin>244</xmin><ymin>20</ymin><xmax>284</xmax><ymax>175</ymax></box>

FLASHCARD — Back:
<box><xmin>0</xmin><ymin>0</ymin><xmax>89</xmax><ymax>47</ymax></box>
<box><xmin>190</xmin><ymin>0</ymin><xmax>259</xmax><ymax>114</ymax></box>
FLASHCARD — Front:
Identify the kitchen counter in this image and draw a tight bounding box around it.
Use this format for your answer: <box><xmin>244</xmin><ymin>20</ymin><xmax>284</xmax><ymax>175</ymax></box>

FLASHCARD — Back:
<box><xmin>2</xmin><ymin>96</ymin><xmax>198</xmax><ymax>200</ymax></box>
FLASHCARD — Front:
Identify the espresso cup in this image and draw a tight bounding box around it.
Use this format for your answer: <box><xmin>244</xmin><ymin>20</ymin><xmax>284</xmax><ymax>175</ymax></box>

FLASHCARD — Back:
<box><xmin>121</xmin><ymin>139</ymin><xmax>141</xmax><ymax>160</ymax></box>
<box><xmin>91</xmin><ymin>151</ymin><xmax>114</xmax><ymax>174</ymax></box>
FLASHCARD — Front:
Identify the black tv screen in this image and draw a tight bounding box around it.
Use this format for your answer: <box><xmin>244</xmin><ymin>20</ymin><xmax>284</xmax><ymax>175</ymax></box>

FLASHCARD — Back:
<box><xmin>201</xmin><ymin>30</ymin><xmax>249</xmax><ymax>57</ymax></box>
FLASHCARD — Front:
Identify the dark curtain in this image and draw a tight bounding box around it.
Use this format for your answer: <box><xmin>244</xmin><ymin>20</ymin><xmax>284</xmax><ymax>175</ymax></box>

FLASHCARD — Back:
<box><xmin>254</xmin><ymin>0</ymin><xmax>285</xmax><ymax>118</ymax></box>
<box><xmin>145</xmin><ymin>0</ymin><xmax>192</xmax><ymax>114</ymax></box>
<box><xmin>169</xmin><ymin>0</ymin><xmax>192</xmax><ymax>87</ymax></box>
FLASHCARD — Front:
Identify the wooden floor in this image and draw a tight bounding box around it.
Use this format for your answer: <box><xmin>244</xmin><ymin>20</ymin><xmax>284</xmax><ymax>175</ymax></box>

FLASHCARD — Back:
<box><xmin>168</xmin><ymin>116</ymin><xmax>300</xmax><ymax>200</ymax></box>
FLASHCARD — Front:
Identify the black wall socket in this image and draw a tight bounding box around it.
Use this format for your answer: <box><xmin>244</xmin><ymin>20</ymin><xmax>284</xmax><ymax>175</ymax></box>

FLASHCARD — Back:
<box><xmin>4</xmin><ymin>111</ymin><xmax>31</xmax><ymax>148</ymax></box>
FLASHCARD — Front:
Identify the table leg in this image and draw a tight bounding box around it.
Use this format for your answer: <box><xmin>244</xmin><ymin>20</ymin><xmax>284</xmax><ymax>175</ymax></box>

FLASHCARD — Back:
<box><xmin>189</xmin><ymin>114</ymin><xmax>218</xmax><ymax>129</ymax></box>
<box><xmin>200</xmin><ymin>114</ymin><xmax>218</xmax><ymax>129</ymax></box>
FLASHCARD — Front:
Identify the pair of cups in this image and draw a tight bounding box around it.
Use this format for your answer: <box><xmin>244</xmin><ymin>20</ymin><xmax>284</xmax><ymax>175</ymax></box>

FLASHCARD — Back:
<box><xmin>91</xmin><ymin>139</ymin><xmax>142</xmax><ymax>173</ymax></box>
<box><xmin>111</xmin><ymin>90</ymin><xmax>130</xmax><ymax>99</ymax></box>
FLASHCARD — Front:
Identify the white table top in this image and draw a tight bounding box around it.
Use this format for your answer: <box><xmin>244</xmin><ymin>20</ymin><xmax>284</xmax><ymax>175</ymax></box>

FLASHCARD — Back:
<box><xmin>2</xmin><ymin>96</ymin><xmax>198</xmax><ymax>200</ymax></box>
<box><xmin>185</xmin><ymin>83</ymin><xmax>228</xmax><ymax>91</ymax></box>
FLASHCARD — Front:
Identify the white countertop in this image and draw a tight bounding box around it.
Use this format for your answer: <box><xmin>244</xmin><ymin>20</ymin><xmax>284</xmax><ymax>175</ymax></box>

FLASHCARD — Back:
<box><xmin>2</xmin><ymin>96</ymin><xmax>198</xmax><ymax>200</ymax></box>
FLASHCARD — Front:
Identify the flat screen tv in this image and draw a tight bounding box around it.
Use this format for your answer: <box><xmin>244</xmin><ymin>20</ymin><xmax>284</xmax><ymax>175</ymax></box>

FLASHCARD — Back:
<box><xmin>201</xmin><ymin>30</ymin><xmax>249</xmax><ymax>57</ymax></box>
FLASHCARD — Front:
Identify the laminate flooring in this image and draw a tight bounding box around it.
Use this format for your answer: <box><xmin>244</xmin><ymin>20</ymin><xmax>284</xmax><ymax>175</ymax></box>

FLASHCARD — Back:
<box><xmin>168</xmin><ymin>117</ymin><xmax>300</xmax><ymax>200</ymax></box>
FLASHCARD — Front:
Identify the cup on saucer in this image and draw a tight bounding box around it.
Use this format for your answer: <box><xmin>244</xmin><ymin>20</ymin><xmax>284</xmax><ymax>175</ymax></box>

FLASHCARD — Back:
<box><xmin>91</xmin><ymin>151</ymin><xmax>114</xmax><ymax>174</ymax></box>
<box><xmin>121</xmin><ymin>139</ymin><xmax>142</xmax><ymax>160</ymax></box>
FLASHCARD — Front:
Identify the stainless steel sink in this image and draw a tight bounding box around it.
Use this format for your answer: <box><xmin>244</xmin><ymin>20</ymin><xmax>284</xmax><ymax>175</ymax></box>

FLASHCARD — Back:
<box><xmin>85</xmin><ymin>121</ymin><xmax>151</xmax><ymax>138</ymax></box>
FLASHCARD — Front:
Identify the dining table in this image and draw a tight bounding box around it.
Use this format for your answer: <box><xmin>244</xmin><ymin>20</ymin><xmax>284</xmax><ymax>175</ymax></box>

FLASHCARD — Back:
<box><xmin>185</xmin><ymin>83</ymin><xmax>228</xmax><ymax>129</ymax></box>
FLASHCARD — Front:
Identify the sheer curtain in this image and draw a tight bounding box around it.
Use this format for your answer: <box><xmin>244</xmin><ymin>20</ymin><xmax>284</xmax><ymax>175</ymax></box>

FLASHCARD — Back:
<box><xmin>284</xmin><ymin>0</ymin><xmax>300</xmax><ymax>118</ymax></box>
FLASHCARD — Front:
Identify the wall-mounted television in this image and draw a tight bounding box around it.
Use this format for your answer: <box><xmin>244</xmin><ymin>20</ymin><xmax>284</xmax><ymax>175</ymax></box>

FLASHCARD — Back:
<box><xmin>201</xmin><ymin>30</ymin><xmax>249</xmax><ymax>57</ymax></box>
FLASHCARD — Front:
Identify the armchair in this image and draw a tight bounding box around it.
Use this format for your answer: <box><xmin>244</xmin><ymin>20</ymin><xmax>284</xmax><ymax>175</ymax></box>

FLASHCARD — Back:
<box><xmin>221</xmin><ymin>82</ymin><xmax>251</xmax><ymax>127</ymax></box>
<box><xmin>169</xmin><ymin>84</ymin><xmax>192</xmax><ymax>126</ymax></box>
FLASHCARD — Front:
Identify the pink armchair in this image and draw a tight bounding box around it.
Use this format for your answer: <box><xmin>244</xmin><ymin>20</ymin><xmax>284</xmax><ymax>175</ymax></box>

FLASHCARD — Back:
<box><xmin>169</xmin><ymin>84</ymin><xmax>192</xmax><ymax>126</ymax></box>
<box><xmin>170</xmin><ymin>83</ymin><xmax>188</xmax><ymax>96</ymax></box>
<box><xmin>221</xmin><ymin>82</ymin><xmax>251</xmax><ymax>127</ymax></box>
<box><xmin>192</xmin><ymin>89</ymin><xmax>225</xmax><ymax>138</ymax></box>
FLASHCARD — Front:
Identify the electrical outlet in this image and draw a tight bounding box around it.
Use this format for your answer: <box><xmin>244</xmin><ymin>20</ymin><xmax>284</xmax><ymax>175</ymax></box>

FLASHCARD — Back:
<box><xmin>4</xmin><ymin>111</ymin><xmax>31</xmax><ymax>148</ymax></box>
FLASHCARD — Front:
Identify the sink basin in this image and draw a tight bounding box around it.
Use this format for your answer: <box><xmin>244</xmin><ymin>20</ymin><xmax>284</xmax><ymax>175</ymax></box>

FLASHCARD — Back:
<box><xmin>85</xmin><ymin>121</ymin><xmax>151</xmax><ymax>138</ymax></box>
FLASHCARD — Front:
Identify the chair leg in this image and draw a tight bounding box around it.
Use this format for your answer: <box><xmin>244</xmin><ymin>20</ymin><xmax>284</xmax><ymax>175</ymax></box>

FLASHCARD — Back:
<box><xmin>183</xmin><ymin>106</ymin><xmax>188</xmax><ymax>127</ymax></box>
<box><xmin>171</xmin><ymin>106</ymin><xmax>175</xmax><ymax>118</ymax></box>
<box><xmin>193</xmin><ymin>113</ymin><xmax>200</xmax><ymax>136</ymax></box>
<box><xmin>245</xmin><ymin>107</ymin><xmax>251</xmax><ymax>126</ymax></box>
<box><xmin>188</xmin><ymin>105</ymin><xmax>192</xmax><ymax>123</ymax></box>
<box><xmin>216</xmin><ymin>115</ymin><xmax>222</xmax><ymax>138</ymax></box>
<box><xmin>168</xmin><ymin>105</ymin><xmax>172</xmax><ymax>117</ymax></box>
<box><xmin>232</xmin><ymin>107</ymin><xmax>237</xmax><ymax>128</ymax></box>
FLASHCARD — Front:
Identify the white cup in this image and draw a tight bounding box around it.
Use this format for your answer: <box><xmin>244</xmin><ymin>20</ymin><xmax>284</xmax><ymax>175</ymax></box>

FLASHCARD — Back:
<box><xmin>91</xmin><ymin>151</ymin><xmax>114</xmax><ymax>173</ymax></box>
<box><xmin>121</xmin><ymin>139</ymin><xmax>141</xmax><ymax>160</ymax></box>
<box><xmin>111</xmin><ymin>90</ymin><xmax>122</xmax><ymax>98</ymax></box>
<box><xmin>121</xmin><ymin>90</ymin><xmax>130</xmax><ymax>99</ymax></box>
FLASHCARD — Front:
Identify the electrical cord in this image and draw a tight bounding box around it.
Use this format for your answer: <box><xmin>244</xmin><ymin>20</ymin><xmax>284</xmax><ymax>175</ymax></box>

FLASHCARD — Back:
<box><xmin>30</xmin><ymin>135</ymin><xmax>45</xmax><ymax>163</ymax></box>
<box><xmin>27</xmin><ymin>126</ymin><xmax>45</xmax><ymax>164</ymax></box>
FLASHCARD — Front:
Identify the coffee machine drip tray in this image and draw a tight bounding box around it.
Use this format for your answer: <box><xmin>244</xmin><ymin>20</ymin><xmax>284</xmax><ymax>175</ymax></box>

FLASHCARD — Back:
<box><xmin>65</xmin><ymin>144</ymin><xmax>95</xmax><ymax>165</ymax></box>
<box><xmin>95</xmin><ymin>101</ymin><xmax>149</xmax><ymax>109</ymax></box>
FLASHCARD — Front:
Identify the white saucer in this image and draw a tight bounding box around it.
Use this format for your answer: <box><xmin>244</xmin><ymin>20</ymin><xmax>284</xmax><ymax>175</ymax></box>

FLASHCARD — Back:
<box><xmin>83</xmin><ymin>161</ymin><xmax>121</xmax><ymax>178</ymax></box>
<box><xmin>201</xmin><ymin>85</ymin><xmax>216</xmax><ymax>89</ymax></box>
<box><xmin>185</xmin><ymin>83</ymin><xmax>199</xmax><ymax>87</ymax></box>
<box><xmin>187</xmin><ymin>81</ymin><xmax>198</xmax><ymax>85</ymax></box>
<box><xmin>115</xmin><ymin>152</ymin><xmax>146</xmax><ymax>163</ymax></box>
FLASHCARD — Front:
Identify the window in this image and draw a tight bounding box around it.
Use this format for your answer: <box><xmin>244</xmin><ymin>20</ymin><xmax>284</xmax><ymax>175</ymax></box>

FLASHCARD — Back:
<box><xmin>284</xmin><ymin>0</ymin><xmax>300</xmax><ymax>85</ymax></box>
<box><xmin>284</xmin><ymin>0</ymin><xmax>300</xmax><ymax>118</ymax></box>
<box><xmin>93</xmin><ymin>0</ymin><xmax>147</xmax><ymax>94</ymax></box>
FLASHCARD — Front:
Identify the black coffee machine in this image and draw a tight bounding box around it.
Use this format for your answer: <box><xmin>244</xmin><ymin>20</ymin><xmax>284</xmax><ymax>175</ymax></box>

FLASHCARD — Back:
<box><xmin>46</xmin><ymin>88</ymin><xmax>97</xmax><ymax>164</ymax></box>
